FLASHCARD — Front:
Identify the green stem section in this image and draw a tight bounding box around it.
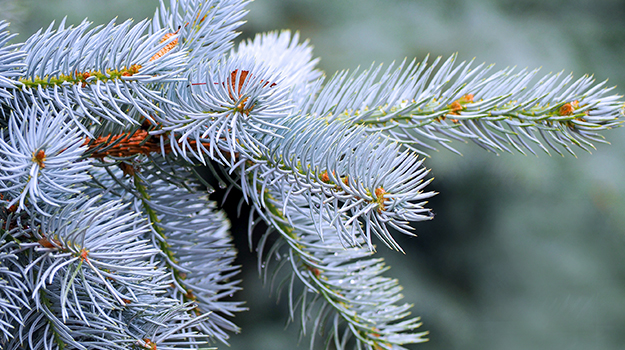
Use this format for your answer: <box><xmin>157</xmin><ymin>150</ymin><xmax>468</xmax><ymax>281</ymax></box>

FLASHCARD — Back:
<box><xmin>39</xmin><ymin>289</ymin><xmax>66</xmax><ymax>350</ymax></box>
<box><xmin>263</xmin><ymin>191</ymin><xmax>296</xmax><ymax>240</ymax></box>
<box><xmin>354</xmin><ymin>99</ymin><xmax>595</xmax><ymax>128</ymax></box>
<box><xmin>133</xmin><ymin>174</ymin><xmax>199</xmax><ymax>310</ymax></box>
<box><xmin>18</xmin><ymin>65</ymin><xmax>142</xmax><ymax>89</ymax></box>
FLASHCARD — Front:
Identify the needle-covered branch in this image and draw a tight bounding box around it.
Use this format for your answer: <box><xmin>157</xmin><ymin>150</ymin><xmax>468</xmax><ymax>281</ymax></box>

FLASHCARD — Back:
<box><xmin>1</xmin><ymin>0</ymin><xmax>624</xmax><ymax>349</ymax></box>
<box><xmin>254</xmin><ymin>190</ymin><xmax>428</xmax><ymax>350</ymax></box>
<box><xmin>243</xmin><ymin>116</ymin><xmax>435</xmax><ymax>251</ymax></box>
<box><xmin>308</xmin><ymin>54</ymin><xmax>624</xmax><ymax>156</ymax></box>
<box><xmin>7</xmin><ymin>18</ymin><xmax>187</xmax><ymax>134</ymax></box>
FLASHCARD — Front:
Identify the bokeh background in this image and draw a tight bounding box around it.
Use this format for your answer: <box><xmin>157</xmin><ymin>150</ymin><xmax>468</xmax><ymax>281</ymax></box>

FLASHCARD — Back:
<box><xmin>3</xmin><ymin>0</ymin><xmax>625</xmax><ymax>349</ymax></box>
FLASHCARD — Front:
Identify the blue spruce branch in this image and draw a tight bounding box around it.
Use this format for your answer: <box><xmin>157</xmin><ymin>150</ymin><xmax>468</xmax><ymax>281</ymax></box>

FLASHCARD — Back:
<box><xmin>0</xmin><ymin>0</ymin><xmax>624</xmax><ymax>349</ymax></box>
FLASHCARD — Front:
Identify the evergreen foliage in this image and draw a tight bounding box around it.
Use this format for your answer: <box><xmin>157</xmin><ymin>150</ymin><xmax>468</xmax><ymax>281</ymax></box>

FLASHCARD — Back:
<box><xmin>0</xmin><ymin>1</ymin><xmax>623</xmax><ymax>349</ymax></box>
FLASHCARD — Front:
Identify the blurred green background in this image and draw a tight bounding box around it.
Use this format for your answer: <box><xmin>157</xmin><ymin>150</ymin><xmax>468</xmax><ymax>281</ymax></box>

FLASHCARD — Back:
<box><xmin>3</xmin><ymin>0</ymin><xmax>625</xmax><ymax>349</ymax></box>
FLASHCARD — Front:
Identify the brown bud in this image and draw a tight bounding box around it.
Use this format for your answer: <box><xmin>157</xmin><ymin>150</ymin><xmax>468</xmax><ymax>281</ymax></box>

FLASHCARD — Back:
<box><xmin>559</xmin><ymin>102</ymin><xmax>575</xmax><ymax>116</ymax></box>
<box><xmin>32</xmin><ymin>149</ymin><xmax>46</xmax><ymax>168</ymax></box>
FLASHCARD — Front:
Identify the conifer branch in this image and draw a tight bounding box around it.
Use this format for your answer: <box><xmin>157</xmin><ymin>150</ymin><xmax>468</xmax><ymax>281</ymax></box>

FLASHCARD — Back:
<box><xmin>1</xmin><ymin>1</ymin><xmax>624</xmax><ymax>349</ymax></box>
<box><xmin>255</xmin><ymin>189</ymin><xmax>428</xmax><ymax>349</ymax></box>
<box><xmin>243</xmin><ymin>116</ymin><xmax>436</xmax><ymax>251</ymax></box>
<box><xmin>307</xmin><ymin>55</ymin><xmax>624</xmax><ymax>156</ymax></box>
<box><xmin>131</xmin><ymin>167</ymin><xmax>243</xmax><ymax>344</ymax></box>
